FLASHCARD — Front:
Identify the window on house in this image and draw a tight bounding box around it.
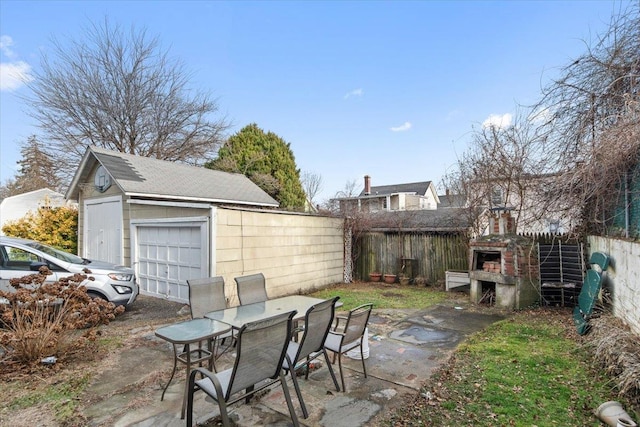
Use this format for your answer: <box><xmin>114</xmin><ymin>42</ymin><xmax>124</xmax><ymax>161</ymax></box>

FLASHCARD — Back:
<box><xmin>549</xmin><ymin>219</ymin><xmax>560</xmax><ymax>233</ymax></box>
<box><xmin>491</xmin><ymin>187</ymin><xmax>503</xmax><ymax>206</ymax></box>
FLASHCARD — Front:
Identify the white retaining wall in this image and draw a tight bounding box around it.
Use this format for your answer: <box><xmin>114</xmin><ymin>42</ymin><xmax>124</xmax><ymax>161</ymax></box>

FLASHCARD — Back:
<box><xmin>588</xmin><ymin>236</ymin><xmax>640</xmax><ymax>335</ymax></box>
<box><xmin>215</xmin><ymin>207</ymin><xmax>345</xmax><ymax>306</ymax></box>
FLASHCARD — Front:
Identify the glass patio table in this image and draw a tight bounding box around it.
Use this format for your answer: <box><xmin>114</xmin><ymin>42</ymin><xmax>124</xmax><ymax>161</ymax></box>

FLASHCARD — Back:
<box><xmin>204</xmin><ymin>295</ymin><xmax>341</xmax><ymax>328</ymax></box>
<box><xmin>155</xmin><ymin>317</ymin><xmax>231</xmax><ymax>419</ymax></box>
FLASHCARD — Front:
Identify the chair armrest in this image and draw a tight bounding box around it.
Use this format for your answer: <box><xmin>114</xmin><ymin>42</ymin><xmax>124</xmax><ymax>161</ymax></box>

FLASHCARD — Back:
<box><xmin>332</xmin><ymin>315</ymin><xmax>348</xmax><ymax>331</ymax></box>
<box><xmin>327</xmin><ymin>329</ymin><xmax>346</xmax><ymax>338</ymax></box>
<box><xmin>291</xmin><ymin>325</ymin><xmax>305</xmax><ymax>337</ymax></box>
<box><xmin>189</xmin><ymin>366</ymin><xmax>226</xmax><ymax>399</ymax></box>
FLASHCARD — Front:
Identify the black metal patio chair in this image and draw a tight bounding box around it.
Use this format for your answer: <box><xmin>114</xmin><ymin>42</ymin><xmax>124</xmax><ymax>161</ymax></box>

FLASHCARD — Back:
<box><xmin>323</xmin><ymin>303</ymin><xmax>373</xmax><ymax>392</ymax></box>
<box><xmin>282</xmin><ymin>296</ymin><xmax>341</xmax><ymax>418</ymax></box>
<box><xmin>185</xmin><ymin>310</ymin><xmax>300</xmax><ymax>427</ymax></box>
<box><xmin>235</xmin><ymin>273</ymin><xmax>268</xmax><ymax>305</ymax></box>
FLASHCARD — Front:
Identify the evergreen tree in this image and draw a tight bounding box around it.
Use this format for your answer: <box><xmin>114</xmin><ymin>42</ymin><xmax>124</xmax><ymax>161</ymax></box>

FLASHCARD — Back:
<box><xmin>207</xmin><ymin>124</ymin><xmax>306</xmax><ymax>210</ymax></box>
<box><xmin>13</xmin><ymin>135</ymin><xmax>62</xmax><ymax>194</ymax></box>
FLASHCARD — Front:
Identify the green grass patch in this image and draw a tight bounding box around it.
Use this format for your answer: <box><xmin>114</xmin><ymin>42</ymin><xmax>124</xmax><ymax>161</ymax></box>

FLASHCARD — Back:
<box><xmin>384</xmin><ymin>313</ymin><xmax>615</xmax><ymax>426</ymax></box>
<box><xmin>309</xmin><ymin>283</ymin><xmax>449</xmax><ymax>311</ymax></box>
<box><xmin>96</xmin><ymin>335</ymin><xmax>124</xmax><ymax>349</ymax></box>
<box><xmin>10</xmin><ymin>373</ymin><xmax>91</xmax><ymax>423</ymax></box>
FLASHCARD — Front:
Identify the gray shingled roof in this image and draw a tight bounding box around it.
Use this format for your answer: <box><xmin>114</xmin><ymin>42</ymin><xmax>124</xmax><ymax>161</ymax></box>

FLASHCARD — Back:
<box><xmin>359</xmin><ymin>181</ymin><xmax>432</xmax><ymax>197</ymax></box>
<box><xmin>437</xmin><ymin>193</ymin><xmax>467</xmax><ymax>208</ymax></box>
<box><xmin>367</xmin><ymin>209</ymin><xmax>473</xmax><ymax>232</ymax></box>
<box><xmin>67</xmin><ymin>146</ymin><xmax>279</xmax><ymax>207</ymax></box>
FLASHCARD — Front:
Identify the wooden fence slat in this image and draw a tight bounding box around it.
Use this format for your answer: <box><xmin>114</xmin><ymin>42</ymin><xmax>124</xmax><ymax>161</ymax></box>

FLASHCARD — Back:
<box><xmin>354</xmin><ymin>232</ymin><xmax>469</xmax><ymax>285</ymax></box>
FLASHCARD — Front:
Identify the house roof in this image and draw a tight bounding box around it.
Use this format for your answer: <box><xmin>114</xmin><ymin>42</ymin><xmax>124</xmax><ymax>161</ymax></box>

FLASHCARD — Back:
<box><xmin>437</xmin><ymin>193</ymin><xmax>467</xmax><ymax>209</ymax></box>
<box><xmin>367</xmin><ymin>208</ymin><xmax>473</xmax><ymax>232</ymax></box>
<box><xmin>359</xmin><ymin>181</ymin><xmax>432</xmax><ymax>197</ymax></box>
<box><xmin>66</xmin><ymin>146</ymin><xmax>279</xmax><ymax>207</ymax></box>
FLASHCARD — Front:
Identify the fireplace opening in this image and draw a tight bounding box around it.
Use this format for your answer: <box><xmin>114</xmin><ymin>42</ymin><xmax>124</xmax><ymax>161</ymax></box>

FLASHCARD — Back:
<box><xmin>478</xmin><ymin>281</ymin><xmax>495</xmax><ymax>306</ymax></box>
<box><xmin>473</xmin><ymin>250</ymin><xmax>501</xmax><ymax>271</ymax></box>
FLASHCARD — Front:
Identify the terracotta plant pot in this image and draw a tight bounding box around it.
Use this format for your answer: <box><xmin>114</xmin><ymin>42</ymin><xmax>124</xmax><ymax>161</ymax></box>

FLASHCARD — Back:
<box><xmin>399</xmin><ymin>276</ymin><xmax>410</xmax><ymax>285</ymax></box>
<box><xmin>383</xmin><ymin>274</ymin><xmax>396</xmax><ymax>284</ymax></box>
<box><xmin>369</xmin><ymin>272</ymin><xmax>382</xmax><ymax>282</ymax></box>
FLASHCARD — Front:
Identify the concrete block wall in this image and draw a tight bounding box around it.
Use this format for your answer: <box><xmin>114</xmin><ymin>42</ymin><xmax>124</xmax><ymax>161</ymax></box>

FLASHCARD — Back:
<box><xmin>588</xmin><ymin>236</ymin><xmax>640</xmax><ymax>335</ymax></box>
<box><xmin>215</xmin><ymin>207</ymin><xmax>345</xmax><ymax>306</ymax></box>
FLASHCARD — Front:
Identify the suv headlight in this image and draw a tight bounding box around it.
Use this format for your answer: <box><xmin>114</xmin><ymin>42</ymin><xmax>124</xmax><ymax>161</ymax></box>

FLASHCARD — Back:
<box><xmin>108</xmin><ymin>273</ymin><xmax>133</xmax><ymax>281</ymax></box>
<box><xmin>112</xmin><ymin>285</ymin><xmax>133</xmax><ymax>294</ymax></box>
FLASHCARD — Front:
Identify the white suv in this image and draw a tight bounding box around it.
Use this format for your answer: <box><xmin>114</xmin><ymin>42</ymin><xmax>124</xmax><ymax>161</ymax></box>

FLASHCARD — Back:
<box><xmin>0</xmin><ymin>236</ymin><xmax>138</xmax><ymax>307</ymax></box>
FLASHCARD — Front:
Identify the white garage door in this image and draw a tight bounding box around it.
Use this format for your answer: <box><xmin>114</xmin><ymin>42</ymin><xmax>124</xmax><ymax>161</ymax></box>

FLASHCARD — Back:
<box><xmin>135</xmin><ymin>220</ymin><xmax>208</xmax><ymax>303</ymax></box>
<box><xmin>85</xmin><ymin>196</ymin><xmax>123</xmax><ymax>264</ymax></box>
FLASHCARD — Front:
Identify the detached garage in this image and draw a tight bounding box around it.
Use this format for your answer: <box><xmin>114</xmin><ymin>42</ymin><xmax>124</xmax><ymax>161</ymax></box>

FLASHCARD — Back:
<box><xmin>66</xmin><ymin>146</ymin><xmax>344</xmax><ymax>303</ymax></box>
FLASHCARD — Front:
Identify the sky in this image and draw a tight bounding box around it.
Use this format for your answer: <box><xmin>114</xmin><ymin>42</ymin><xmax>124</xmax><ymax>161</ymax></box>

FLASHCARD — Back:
<box><xmin>0</xmin><ymin>0</ymin><xmax>625</xmax><ymax>203</ymax></box>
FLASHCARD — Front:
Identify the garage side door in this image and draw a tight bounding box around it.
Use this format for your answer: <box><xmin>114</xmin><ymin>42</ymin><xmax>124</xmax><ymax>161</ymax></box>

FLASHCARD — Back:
<box><xmin>135</xmin><ymin>221</ymin><xmax>207</xmax><ymax>303</ymax></box>
<box><xmin>85</xmin><ymin>197</ymin><xmax>123</xmax><ymax>264</ymax></box>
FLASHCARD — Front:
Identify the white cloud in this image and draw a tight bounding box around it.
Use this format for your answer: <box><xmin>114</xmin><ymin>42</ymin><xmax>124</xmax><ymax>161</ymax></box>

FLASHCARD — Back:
<box><xmin>0</xmin><ymin>35</ymin><xmax>16</xmax><ymax>58</ymax></box>
<box><xmin>0</xmin><ymin>35</ymin><xmax>32</xmax><ymax>91</ymax></box>
<box><xmin>0</xmin><ymin>61</ymin><xmax>33</xmax><ymax>91</ymax></box>
<box><xmin>390</xmin><ymin>121</ymin><xmax>412</xmax><ymax>132</ymax></box>
<box><xmin>482</xmin><ymin>113</ymin><xmax>512</xmax><ymax>129</ymax></box>
<box><xmin>344</xmin><ymin>88</ymin><xmax>363</xmax><ymax>99</ymax></box>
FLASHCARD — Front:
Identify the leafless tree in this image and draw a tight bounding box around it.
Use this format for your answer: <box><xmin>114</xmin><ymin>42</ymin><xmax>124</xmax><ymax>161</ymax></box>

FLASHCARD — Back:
<box><xmin>25</xmin><ymin>18</ymin><xmax>229</xmax><ymax>183</ymax></box>
<box><xmin>335</xmin><ymin>179</ymin><xmax>360</xmax><ymax>198</ymax></box>
<box><xmin>301</xmin><ymin>171</ymin><xmax>323</xmax><ymax>204</ymax></box>
<box><xmin>443</xmin><ymin>107</ymin><xmax>559</xmax><ymax>235</ymax></box>
<box><xmin>447</xmin><ymin>3</ymin><xmax>639</xmax><ymax>238</ymax></box>
<box><xmin>537</xmin><ymin>2</ymin><xmax>640</xmax><ymax>236</ymax></box>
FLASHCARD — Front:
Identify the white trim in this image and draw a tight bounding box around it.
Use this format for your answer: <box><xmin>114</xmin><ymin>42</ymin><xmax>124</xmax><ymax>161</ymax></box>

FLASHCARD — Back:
<box><xmin>130</xmin><ymin>216</ymin><xmax>209</xmax><ymax>225</ymax></box>
<box><xmin>124</xmin><ymin>192</ymin><xmax>279</xmax><ymax>207</ymax></box>
<box><xmin>127</xmin><ymin>199</ymin><xmax>212</xmax><ymax>209</ymax></box>
<box><xmin>83</xmin><ymin>195</ymin><xmax>124</xmax><ymax>263</ymax></box>
<box><xmin>210</xmin><ymin>206</ymin><xmax>217</xmax><ymax>276</ymax></box>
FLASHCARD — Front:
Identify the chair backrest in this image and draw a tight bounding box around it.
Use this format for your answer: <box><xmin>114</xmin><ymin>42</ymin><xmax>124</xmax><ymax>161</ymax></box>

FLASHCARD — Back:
<box><xmin>589</xmin><ymin>252</ymin><xmax>610</xmax><ymax>272</ymax></box>
<box><xmin>187</xmin><ymin>276</ymin><xmax>227</xmax><ymax>318</ymax></box>
<box><xmin>235</xmin><ymin>273</ymin><xmax>268</xmax><ymax>305</ymax></box>
<box><xmin>295</xmin><ymin>296</ymin><xmax>340</xmax><ymax>362</ymax></box>
<box><xmin>226</xmin><ymin>310</ymin><xmax>296</xmax><ymax>399</ymax></box>
<box><xmin>342</xmin><ymin>303</ymin><xmax>373</xmax><ymax>345</ymax></box>
<box><xmin>577</xmin><ymin>269</ymin><xmax>602</xmax><ymax>316</ymax></box>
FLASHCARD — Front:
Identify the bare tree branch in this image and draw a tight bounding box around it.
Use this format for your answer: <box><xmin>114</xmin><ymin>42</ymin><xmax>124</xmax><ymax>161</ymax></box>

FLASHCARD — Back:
<box><xmin>301</xmin><ymin>171</ymin><xmax>323</xmax><ymax>204</ymax></box>
<box><xmin>25</xmin><ymin>18</ymin><xmax>230</xmax><ymax>184</ymax></box>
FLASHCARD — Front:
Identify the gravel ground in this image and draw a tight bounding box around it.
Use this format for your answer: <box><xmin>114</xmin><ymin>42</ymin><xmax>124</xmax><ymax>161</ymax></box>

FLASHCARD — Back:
<box><xmin>115</xmin><ymin>293</ymin><xmax>190</xmax><ymax>323</ymax></box>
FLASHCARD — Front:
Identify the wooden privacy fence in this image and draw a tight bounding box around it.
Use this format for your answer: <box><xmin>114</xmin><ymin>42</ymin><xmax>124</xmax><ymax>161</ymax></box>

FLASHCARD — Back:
<box><xmin>354</xmin><ymin>232</ymin><xmax>469</xmax><ymax>284</ymax></box>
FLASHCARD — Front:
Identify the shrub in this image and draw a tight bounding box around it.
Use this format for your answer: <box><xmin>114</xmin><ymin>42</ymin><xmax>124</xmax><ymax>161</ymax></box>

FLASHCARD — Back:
<box><xmin>0</xmin><ymin>266</ymin><xmax>124</xmax><ymax>365</ymax></box>
<box><xmin>2</xmin><ymin>202</ymin><xmax>78</xmax><ymax>254</ymax></box>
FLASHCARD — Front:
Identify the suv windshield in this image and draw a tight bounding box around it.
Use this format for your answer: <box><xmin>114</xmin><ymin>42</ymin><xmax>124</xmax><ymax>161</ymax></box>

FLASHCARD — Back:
<box><xmin>26</xmin><ymin>241</ymin><xmax>86</xmax><ymax>264</ymax></box>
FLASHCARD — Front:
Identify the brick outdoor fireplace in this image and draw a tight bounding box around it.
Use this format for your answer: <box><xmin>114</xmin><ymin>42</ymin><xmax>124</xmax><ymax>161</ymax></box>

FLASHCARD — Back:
<box><xmin>469</xmin><ymin>211</ymin><xmax>539</xmax><ymax>309</ymax></box>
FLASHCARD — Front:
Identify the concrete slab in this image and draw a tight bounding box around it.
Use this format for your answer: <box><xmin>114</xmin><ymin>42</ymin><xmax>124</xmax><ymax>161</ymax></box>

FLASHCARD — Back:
<box><xmin>82</xmin><ymin>300</ymin><xmax>506</xmax><ymax>426</ymax></box>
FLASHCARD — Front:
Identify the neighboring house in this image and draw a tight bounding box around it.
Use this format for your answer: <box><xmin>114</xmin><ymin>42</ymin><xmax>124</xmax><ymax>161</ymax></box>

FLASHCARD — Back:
<box><xmin>437</xmin><ymin>191</ymin><xmax>468</xmax><ymax>209</ymax></box>
<box><xmin>335</xmin><ymin>175</ymin><xmax>441</xmax><ymax>213</ymax></box>
<box><xmin>365</xmin><ymin>208</ymin><xmax>472</xmax><ymax>233</ymax></box>
<box><xmin>65</xmin><ymin>146</ymin><xmax>345</xmax><ymax>304</ymax></box>
<box><xmin>468</xmin><ymin>173</ymin><xmax>579</xmax><ymax>235</ymax></box>
<box><xmin>0</xmin><ymin>188</ymin><xmax>68</xmax><ymax>235</ymax></box>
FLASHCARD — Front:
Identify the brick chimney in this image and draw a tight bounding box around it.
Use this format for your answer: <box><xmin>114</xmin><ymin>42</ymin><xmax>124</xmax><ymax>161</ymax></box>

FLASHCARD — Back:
<box><xmin>364</xmin><ymin>175</ymin><xmax>371</xmax><ymax>195</ymax></box>
<box><xmin>489</xmin><ymin>210</ymin><xmax>516</xmax><ymax>235</ymax></box>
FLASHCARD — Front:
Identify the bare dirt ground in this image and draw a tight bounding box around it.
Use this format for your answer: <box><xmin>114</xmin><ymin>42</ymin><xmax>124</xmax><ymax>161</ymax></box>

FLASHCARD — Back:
<box><xmin>0</xmin><ymin>295</ymin><xmax>188</xmax><ymax>427</ymax></box>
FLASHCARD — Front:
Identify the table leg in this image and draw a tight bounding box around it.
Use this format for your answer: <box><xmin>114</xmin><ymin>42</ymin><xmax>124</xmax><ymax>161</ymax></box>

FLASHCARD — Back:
<box><xmin>208</xmin><ymin>338</ymin><xmax>215</xmax><ymax>372</ymax></box>
<box><xmin>161</xmin><ymin>343</ymin><xmax>179</xmax><ymax>401</ymax></box>
<box><xmin>181</xmin><ymin>342</ymin><xmax>191</xmax><ymax>419</ymax></box>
